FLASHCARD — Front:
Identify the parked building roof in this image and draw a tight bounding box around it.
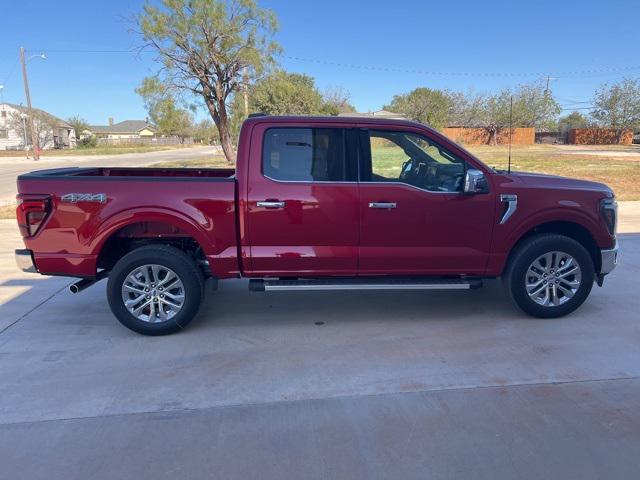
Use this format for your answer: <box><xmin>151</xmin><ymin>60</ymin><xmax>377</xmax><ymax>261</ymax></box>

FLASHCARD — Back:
<box><xmin>88</xmin><ymin>120</ymin><xmax>156</xmax><ymax>134</ymax></box>
<box><xmin>338</xmin><ymin>110</ymin><xmax>407</xmax><ymax>119</ymax></box>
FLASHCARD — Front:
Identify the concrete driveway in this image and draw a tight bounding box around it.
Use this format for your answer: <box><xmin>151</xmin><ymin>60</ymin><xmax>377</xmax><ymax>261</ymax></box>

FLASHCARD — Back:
<box><xmin>0</xmin><ymin>146</ymin><xmax>220</xmax><ymax>205</ymax></box>
<box><xmin>0</xmin><ymin>209</ymin><xmax>639</xmax><ymax>479</ymax></box>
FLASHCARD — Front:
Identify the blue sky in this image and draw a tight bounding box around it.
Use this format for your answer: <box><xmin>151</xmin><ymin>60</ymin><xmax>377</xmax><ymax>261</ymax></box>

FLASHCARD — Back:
<box><xmin>0</xmin><ymin>0</ymin><xmax>637</xmax><ymax>124</ymax></box>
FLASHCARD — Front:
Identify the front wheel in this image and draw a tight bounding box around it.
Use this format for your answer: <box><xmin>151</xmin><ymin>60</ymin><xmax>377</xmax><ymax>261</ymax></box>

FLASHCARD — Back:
<box><xmin>504</xmin><ymin>234</ymin><xmax>595</xmax><ymax>318</ymax></box>
<box><xmin>107</xmin><ymin>245</ymin><xmax>204</xmax><ymax>335</ymax></box>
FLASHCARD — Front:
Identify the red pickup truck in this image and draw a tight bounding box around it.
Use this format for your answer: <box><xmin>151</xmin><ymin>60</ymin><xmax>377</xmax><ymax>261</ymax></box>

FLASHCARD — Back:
<box><xmin>15</xmin><ymin>115</ymin><xmax>618</xmax><ymax>335</ymax></box>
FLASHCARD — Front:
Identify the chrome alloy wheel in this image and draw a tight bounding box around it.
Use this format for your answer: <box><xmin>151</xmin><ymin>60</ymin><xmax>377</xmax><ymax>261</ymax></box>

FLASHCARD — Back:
<box><xmin>525</xmin><ymin>251</ymin><xmax>582</xmax><ymax>307</ymax></box>
<box><xmin>121</xmin><ymin>264</ymin><xmax>185</xmax><ymax>322</ymax></box>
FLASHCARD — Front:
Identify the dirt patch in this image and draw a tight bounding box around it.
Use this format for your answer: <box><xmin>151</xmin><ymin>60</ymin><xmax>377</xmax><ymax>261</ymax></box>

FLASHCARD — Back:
<box><xmin>0</xmin><ymin>204</ymin><xmax>16</xmax><ymax>220</ymax></box>
<box><xmin>559</xmin><ymin>149</ymin><xmax>640</xmax><ymax>157</ymax></box>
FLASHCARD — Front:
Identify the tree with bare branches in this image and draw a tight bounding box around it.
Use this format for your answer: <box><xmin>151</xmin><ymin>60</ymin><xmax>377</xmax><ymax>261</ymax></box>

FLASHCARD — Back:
<box><xmin>137</xmin><ymin>0</ymin><xmax>279</xmax><ymax>162</ymax></box>
<box><xmin>8</xmin><ymin>110</ymin><xmax>55</xmax><ymax>150</ymax></box>
<box><xmin>452</xmin><ymin>84</ymin><xmax>560</xmax><ymax>145</ymax></box>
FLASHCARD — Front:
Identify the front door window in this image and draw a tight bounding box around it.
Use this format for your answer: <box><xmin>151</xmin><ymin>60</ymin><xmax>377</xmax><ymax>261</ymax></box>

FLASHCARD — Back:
<box><xmin>367</xmin><ymin>130</ymin><xmax>467</xmax><ymax>193</ymax></box>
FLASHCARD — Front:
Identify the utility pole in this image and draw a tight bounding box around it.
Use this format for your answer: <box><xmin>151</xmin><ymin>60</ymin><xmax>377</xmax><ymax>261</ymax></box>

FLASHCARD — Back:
<box><xmin>544</xmin><ymin>75</ymin><xmax>558</xmax><ymax>94</ymax></box>
<box><xmin>242</xmin><ymin>66</ymin><xmax>249</xmax><ymax>117</ymax></box>
<box><xmin>20</xmin><ymin>47</ymin><xmax>40</xmax><ymax>160</ymax></box>
<box><xmin>20</xmin><ymin>113</ymin><xmax>28</xmax><ymax>159</ymax></box>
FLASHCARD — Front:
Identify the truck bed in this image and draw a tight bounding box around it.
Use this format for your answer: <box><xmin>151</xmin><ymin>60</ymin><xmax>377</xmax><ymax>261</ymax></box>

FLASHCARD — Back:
<box><xmin>17</xmin><ymin>166</ymin><xmax>239</xmax><ymax>279</ymax></box>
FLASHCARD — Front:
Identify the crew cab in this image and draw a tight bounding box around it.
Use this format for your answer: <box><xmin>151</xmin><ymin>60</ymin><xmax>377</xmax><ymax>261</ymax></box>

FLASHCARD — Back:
<box><xmin>15</xmin><ymin>116</ymin><xmax>619</xmax><ymax>335</ymax></box>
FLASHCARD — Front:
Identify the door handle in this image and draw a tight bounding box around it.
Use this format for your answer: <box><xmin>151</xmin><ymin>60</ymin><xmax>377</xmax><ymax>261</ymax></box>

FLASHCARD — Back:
<box><xmin>257</xmin><ymin>201</ymin><xmax>286</xmax><ymax>209</ymax></box>
<box><xmin>369</xmin><ymin>202</ymin><xmax>397</xmax><ymax>209</ymax></box>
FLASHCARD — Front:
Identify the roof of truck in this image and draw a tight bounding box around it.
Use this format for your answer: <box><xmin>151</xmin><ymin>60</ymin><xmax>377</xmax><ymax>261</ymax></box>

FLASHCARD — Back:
<box><xmin>243</xmin><ymin>114</ymin><xmax>427</xmax><ymax>129</ymax></box>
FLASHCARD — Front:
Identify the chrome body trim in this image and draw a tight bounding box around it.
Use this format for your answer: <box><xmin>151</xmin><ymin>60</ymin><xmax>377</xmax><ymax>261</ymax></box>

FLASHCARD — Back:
<box><xmin>256</xmin><ymin>201</ymin><xmax>286</xmax><ymax>209</ymax></box>
<box><xmin>499</xmin><ymin>194</ymin><xmax>518</xmax><ymax>224</ymax></box>
<box><xmin>15</xmin><ymin>249</ymin><xmax>37</xmax><ymax>273</ymax></box>
<box><xmin>599</xmin><ymin>241</ymin><xmax>619</xmax><ymax>275</ymax></box>
<box><xmin>369</xmin><ymin>202</ymin><xmax>397</xmax><ymax>209</ymax></box>
<box><xmin>263</xmin><ymin>283</ymin><xmax>471</xmax><ymax>291</ymax></box>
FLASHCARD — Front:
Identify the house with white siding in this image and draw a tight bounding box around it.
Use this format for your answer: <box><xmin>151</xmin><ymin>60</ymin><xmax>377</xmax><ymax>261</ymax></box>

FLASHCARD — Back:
<box><xmin>0</xmin><ymin>103</ymin><xmax>76</xmax><ymax>150</ymax></box>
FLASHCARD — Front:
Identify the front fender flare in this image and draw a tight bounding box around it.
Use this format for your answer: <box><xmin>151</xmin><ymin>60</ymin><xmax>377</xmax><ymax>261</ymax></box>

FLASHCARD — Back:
<box><xmin>503</xmin><ymin>207</ymin><xmax>600</xmax><ymax>253</ymax></box>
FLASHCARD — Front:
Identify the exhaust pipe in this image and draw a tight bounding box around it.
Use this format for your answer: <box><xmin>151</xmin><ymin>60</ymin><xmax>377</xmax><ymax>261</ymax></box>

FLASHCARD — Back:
<box><xmin>70</xmin><ymin>270</ymin><xmax>109</xmax><ymax>294</ymax></box>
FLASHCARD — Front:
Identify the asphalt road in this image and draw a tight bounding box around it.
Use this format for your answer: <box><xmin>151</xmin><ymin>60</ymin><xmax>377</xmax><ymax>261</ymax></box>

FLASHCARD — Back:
<box><xmin>0</xmin><ymin>214</ymin><xmax>639</xmax><ymax>479</ymax></box>
<box><xmin>0</xmin><ymin>146</ymin><xmax>220</xmax><ymax>205</ymax></box>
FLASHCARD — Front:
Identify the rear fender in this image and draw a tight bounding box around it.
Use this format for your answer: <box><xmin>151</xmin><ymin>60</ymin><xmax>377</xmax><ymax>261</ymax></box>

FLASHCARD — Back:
<box><xmin>91</xmin><ymin>207</ymin><xmax>214</xmax><ymax>257</ymax></box>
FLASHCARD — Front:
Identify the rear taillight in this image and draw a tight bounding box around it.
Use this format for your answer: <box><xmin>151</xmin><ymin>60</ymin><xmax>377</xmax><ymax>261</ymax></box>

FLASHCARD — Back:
<box><xmin>16</xmin><ymin>194</ymin><xmax>51</xmax><ymax>237</ymax></box>
<box><xmin>600</xmin><ymin>197</ymin><xmax>617</xmax><ymax>236</ymax></box>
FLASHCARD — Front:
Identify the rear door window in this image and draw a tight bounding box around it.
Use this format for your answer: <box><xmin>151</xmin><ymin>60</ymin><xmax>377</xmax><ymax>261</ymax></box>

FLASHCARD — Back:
<box><xmin>262</xmin><ymin>128</ymin><xmax>349</xmax><ymax>182</ymax></box>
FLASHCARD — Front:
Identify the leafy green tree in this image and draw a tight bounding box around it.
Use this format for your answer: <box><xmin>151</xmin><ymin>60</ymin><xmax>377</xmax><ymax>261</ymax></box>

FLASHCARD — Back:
<box><xmin>384</xmin><ymin>87</ymin><xmax>456</xmax><ymax>130</ymax></box>
<box><xmin>137</xmin><ymin>0</ymin><xmax>279</xmax><ymax>162</ymax></box>
<box><xmin>192</xmin><ymin>119</ymin><xmax>219</xmax><ymax>144</ymax></box>
<box><xmin>249</xmin><ymin>71</ymin><xmax>324</xmax><ymax>115</ymax></box>
<box><xmin>136</xmin><ymin>77</ymin><xmax>194</xmax><ymax>141</ymax></box>
<box><xmin>592</xmin><ymin>78</ymin><xmax>640</xmax><ymax>143</ymax></box>
<box><xmin>558</xmin><ymin>111</ymin><xmax>589</xmax><ymax>131</ymax></box>
<box><xmin>67</xmin><ymin>115</ymin><xmax>90</xmax><ymax>140</ymax></box>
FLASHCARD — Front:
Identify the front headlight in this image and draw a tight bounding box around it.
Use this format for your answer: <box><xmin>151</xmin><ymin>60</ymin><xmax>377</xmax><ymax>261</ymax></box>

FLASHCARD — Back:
<box><xmin>600</xmin><ymin>197</ymin><xmax>617</xmax><ymax>235</ymax></box>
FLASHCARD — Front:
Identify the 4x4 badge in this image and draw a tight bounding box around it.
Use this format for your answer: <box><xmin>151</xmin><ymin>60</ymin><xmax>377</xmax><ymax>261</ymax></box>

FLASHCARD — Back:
<box><xmin>61</xmin><ymin>193</ymin><xmax>107</xmax><ymax>203</ymax></box>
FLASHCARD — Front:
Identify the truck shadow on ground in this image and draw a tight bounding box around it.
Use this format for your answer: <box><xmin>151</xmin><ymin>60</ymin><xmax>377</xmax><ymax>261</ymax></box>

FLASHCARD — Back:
<box><xmin>0</xmin><ymin>275</ymin><xmax>520</xmax><ymax>337</ymax></box>
<box><xmin>194</xmin><ymin>279</ymin><xmax>541</xmax><ymax>331</ymax></box>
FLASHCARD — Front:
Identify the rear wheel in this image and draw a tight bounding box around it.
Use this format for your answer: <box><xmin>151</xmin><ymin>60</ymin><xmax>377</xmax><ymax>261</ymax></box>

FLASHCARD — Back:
<box><xmin>504</xmin><ymin>234</ymin><xmax>594</xmax><ymax>318</ymax></box>
<box><xmin>107</xmin><ymin>245</ymin><xmax>204</xmax><ymax>335</ymax></box>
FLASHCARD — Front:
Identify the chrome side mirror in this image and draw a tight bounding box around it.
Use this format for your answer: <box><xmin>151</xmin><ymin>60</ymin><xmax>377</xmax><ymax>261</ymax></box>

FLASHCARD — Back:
<box><xmin>463</xmin><ymin>169</ymin><xmax>488</xmax><ymax>194</ymax></box>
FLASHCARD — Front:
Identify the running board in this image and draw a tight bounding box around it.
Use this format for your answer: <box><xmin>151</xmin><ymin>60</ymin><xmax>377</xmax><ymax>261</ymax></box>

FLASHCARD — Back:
<box><xmin>249</xmin><ymin>277</ymin><xmax>482</xmax><ymax>292</ymax></box>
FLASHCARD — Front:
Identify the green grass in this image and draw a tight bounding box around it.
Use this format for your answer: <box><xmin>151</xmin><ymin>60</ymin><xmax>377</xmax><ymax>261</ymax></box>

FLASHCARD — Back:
<box><xmin>466</xmin><ymin>145</ymin><xmax>640</xmax><ymax>200</ymax></box>
<box><xmin>370</xmin><ymin>147</ymin><xmax>409</xmax><ymax>178</ymax></box>
<box><xmin>0</xmin><ymin>144</ymin><xmax>199</xmax><ymax>158</ymax></box>
<box><xmin>150</xmin><ymin>155</ymin><xmax>231</xmax><ymax>168</ymax></box>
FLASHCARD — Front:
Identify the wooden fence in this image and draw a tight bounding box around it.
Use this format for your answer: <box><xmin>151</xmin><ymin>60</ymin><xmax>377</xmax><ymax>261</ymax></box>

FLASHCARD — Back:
<box><xmin>96</xmin><ymin>136</ymin><xmax>193</xmax><ymax>146</ymax></box>
<box><xmin>441</xmin><ymin>127</ymin><xmax>535</xmax><ymax>145</ymax></box>
<box><xmin>568</xmin><ymin>128</ymin><xmax>633</xmax><ymax>145</ymax></box>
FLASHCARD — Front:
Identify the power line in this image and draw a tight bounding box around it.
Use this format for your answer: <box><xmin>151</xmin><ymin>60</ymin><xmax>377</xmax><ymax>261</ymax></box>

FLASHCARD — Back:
<box><xmin>22</xmin><ymin>49</ymin><xmax>640</xmax><ymax>79</ymax></box>
<box><xmin>559</xmin><ymin>106</ymin><xmax>596</xmax><ymax>111</ymax></box>
<box><xmin>555</xmin><ymin>97</ymin><xmax>593</xmax><ymax>104</ymax></box>
<box><xmin>281</xmin><ymin>54</ymin><xmax>640</xmax><ymax>79</ymax></box>
<box><xmin>558</xmin><ymin>102</ymin><xmax>595</xmax><ymax>107</ymax></box>
<box><xmin>16</xmin><ymin>48</ymin><xmax>640</xmax><ymax>85</ymax></box>
<box><xmin>1</xmin><ymin>58</ymin><xmax>20</xmax><ymax>86</ymax></box>
<box><xmin>28</xmin><ymin>49</ymin><xmax>138</xmax><ymax>53</ymax></box>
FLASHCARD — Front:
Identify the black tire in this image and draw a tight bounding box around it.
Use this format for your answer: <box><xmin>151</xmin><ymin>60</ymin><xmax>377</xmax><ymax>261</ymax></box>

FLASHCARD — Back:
<box><xmin>107</xmin><ymin>245</ymin><xmax>204</xmax><ymax>335</ymax></box>
<box><xmin>504</xmin><ymin>234</ymin><xmax>594</xmax><ymax>318</ymax></box>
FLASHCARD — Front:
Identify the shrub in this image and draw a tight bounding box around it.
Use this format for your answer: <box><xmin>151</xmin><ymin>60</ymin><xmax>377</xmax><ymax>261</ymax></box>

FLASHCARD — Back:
<box><xmin>77</xmin><ymin>136</ymin><xmax>98</xmax><ymax>148</ymax></box>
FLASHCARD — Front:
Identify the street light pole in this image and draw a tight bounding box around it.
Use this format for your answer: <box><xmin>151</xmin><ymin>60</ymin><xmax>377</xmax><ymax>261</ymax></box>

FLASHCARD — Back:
<box><xmin>20</xmin><ymin>47</ymin><xmax>41</xmax><ymax>160</ymax></box>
